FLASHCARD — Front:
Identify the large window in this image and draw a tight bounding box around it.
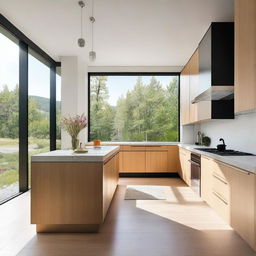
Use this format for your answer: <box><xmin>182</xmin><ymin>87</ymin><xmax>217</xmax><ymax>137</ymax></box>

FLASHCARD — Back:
<box><xmin>28</xmin><ymin>51</ymin><xmax>51</xmax><ymax>185</ymax></box>
<box><xmin>89</xmin><ymin>73</ymin><xmax>179</xmax><ymax>142</ymax></box>
<box><xmin>0</xmin><ymin>15</ymin><xmax>60</xmax><ymax>204</ymax></box>
<box><xmin>0</xmin><ymin>28</ymin><xmax>19</xmax><ymax>202</ymax></box>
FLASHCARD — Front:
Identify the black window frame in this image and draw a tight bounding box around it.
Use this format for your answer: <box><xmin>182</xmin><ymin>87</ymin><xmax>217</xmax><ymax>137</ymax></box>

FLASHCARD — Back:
<box><xmin>88</xmin><ymin>72</ymin><xmax>180</xmax><ymax>142</ymax></box>
<box><xmin>0</xmin><ymin>14</ymin><xmax>61</xmax><ymax>204</ymax></box>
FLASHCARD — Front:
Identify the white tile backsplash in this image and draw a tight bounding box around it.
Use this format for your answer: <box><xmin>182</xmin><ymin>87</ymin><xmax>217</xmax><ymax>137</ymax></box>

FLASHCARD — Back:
<box><xmin>199</xmin><ymin>111</ymin><xmax>256</xmax><ymax>154</ymax></box>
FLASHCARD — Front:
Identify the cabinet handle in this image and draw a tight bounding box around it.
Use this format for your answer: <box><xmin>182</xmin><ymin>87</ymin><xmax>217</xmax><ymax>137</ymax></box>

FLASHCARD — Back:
<box><xmin>121</xmin><ymin>150</ymin><xmax>145</xmax><ymax>152</ymax></box>
<box><xmin>188</xmin><ymin>159</ymin><xmax>200</xmax><ymax>167</ymax></box>
<box><xmin>212</xmin><ymin>190</ymin><xmax>228</xmax><ymax>205</ymax></box>
<box><xmin>147</xmin><ymin>150</ymin><xmax>167</xmax><ymax>152</ymax></box>
<box><xmin>212</xmin><ymin>173</ymin><xmax>228</xmax><ymax>185</ymax></box>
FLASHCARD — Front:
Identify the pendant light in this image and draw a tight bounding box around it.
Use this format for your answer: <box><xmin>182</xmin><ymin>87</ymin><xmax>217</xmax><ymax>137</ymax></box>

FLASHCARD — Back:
<box><xmin>78</xmin><ymin>1</ymin><xmax>85</xmax><ymax>47</ymax></box>
<box><xmin>89</xmin><ymin>0</ymin><xmax>96</xmax><ymax>60</ymax></box>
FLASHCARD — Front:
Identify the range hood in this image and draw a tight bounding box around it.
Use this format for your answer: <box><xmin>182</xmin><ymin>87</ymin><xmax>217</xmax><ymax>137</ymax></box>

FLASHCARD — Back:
<box><xmin>191</xmin><ymin>86</ymin><xmax>234</xmax><ymax>104</ymax></box>
<box><xmin>191</xmin><ymin>22</ymin><xmax>234</xmax><ymax>106</ymax></box>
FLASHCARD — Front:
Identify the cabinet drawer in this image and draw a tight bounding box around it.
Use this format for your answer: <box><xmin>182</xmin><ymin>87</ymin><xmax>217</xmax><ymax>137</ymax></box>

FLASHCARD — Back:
<box><xmin>211</xmin><ymin>190</ymin><xmax>230</xmax><ymax>224</ymax></box>
<box><xmin>211</xmin><ymin>160</ymin><xmax>230</xmax><ymax>181</ymax></box>
<box><xmin>145</xmin><ymin>146</ymin><xmax>168</xmax><ymax>151</ymax></box>
<box><xmin>179</xmin><ymin>147</ymin><xmax>188</xmax><ymax>154</ymax></box>
<box><xmin>212</xmin><ymin>172</ymin><xmax>230</xmax><ymax>203</ymax></box>
<box><xmin>179</xmin><ymin>148</ymin><xmax>190</xmax><ymax>159</ymax></box>
<box><xmin>122</xmin><ymin>145</ymin><xmax>145</xmax><ymax>151</ymax></box>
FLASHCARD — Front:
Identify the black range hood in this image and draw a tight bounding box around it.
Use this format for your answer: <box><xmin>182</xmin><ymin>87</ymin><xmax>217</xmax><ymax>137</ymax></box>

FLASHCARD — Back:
<box><xmin>194</xmin><ymin>22</ymin><xmax>235</xmax><ymax>119</ymax></box>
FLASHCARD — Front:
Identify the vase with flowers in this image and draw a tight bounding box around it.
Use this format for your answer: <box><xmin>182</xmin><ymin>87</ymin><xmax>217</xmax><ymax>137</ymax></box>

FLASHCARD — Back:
<box><xmin>61</xmin><ymin>114</ymin><xmax>87</xmax><ymax>150</ymax></box>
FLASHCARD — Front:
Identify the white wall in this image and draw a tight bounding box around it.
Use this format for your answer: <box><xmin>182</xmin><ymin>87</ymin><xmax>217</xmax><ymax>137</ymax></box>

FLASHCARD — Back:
<box><xmin>60</xmin><ymin>56</ymin><xmax>88</xmax><ymax>149</ymax></box>
<box><xmin>88</xmin><ymin>66</ymin><xmax>182</xmax><ymax>72</ymax></box>
<box><xmin>180</xmin><ymin>125</ymin><xmax>198</xmax><ymax>144</ymax></box>
<box><xmin>199</xmin><ymin>112</ymin><xmax>256</xmax><ymax>154</ymax></box>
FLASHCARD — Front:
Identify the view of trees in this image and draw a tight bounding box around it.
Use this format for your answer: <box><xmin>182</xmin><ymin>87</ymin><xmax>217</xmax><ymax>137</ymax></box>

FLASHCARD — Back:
<box><xmin>0</xmin><ymin>85</ymin><xmax>61</xmax><ymax>198</ymax></box>
<box><xmin>0</xmin><ymin>85</ymin><xmax>61</xmax><ymax>140</ymax></box>
<box><xmin>90</xmin><ymin>76</ymin><xmax>179</xmax><ymax>142</ymax></box>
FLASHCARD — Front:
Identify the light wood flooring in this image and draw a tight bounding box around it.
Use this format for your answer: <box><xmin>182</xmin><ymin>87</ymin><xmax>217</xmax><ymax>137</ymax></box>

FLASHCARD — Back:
<box><xmin>0</xmin><ymin>178</ymin><xmax>255</xmax><ymax>256</ymax></box>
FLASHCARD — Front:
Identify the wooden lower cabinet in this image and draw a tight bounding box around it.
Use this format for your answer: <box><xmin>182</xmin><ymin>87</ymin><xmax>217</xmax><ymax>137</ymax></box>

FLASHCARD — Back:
<box><xmin>201</xmin><ymin>156</ymin><xmax>256</xmax><ymax>250</ymax></box>
<box><xmin>201</xmin><ymin>156</ymin><xmax>213</xmax><ymax>204</ymax></box>
<box><xmin>121</xmin><ymin>151</ymin><xmax>145</xmax><ymax>173</ymax></box>
<box><xmin>201</xmin><ymin>157</ymin><xmax>231</xmax><ymax>223</ymax></box>
<box><xmin>119</xmin><ymin>145</ymin><xmax>180</xmax><ymax>173</ymax></box>
<box><xmin>178</xmin><ymin>147</ymin><xmax>191</xmax><ymax>185</ymax></box>
<box><xmin>146</xmin><ymin>151</ymin><xmax>168</xmax><ymax>172</ymax></box>
<box><xmin>230</xmin><ymin>167</ymin><xmax>255</xmax><ymax>250</ymax></box>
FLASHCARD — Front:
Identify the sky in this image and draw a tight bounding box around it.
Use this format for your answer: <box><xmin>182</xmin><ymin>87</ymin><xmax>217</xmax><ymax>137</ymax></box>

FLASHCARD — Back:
<box><xmin>0</xmin><ymin>33</ymin><xmax>61</xmax><ymax>101</ymax></box>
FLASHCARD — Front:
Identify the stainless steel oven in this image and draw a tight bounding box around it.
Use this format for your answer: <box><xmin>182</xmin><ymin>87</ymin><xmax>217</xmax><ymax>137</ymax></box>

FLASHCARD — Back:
<box><xmin>189</xmin><ymin>153</ymin><xmax>201</xmax><ymax>196</ymax></box>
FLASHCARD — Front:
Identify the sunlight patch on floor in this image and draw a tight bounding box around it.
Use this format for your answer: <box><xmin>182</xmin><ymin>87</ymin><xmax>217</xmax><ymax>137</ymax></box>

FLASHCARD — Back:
<box><xmin>135</xmin><ymin>185</ymin><xmax>232</xmax><ymax>231</ymax></box>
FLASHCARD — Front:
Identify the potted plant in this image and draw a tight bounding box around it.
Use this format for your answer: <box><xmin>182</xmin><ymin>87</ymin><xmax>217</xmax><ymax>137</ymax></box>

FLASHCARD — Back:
<box><xmin>61</xmin><ymin>113</ymin><xmax>87</xmax><ymax>150</ymax></box>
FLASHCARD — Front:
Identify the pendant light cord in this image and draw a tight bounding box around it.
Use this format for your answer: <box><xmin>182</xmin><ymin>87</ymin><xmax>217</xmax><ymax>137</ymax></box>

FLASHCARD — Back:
<box><xmin>91</xmin><ymin>0</ymin><xmax>94</xmax><ymax>51</ymax></box>
<box><xmin>81</xmin><ymin>4</ymin><xmax>83</xmax><ymax>38</ymax></box>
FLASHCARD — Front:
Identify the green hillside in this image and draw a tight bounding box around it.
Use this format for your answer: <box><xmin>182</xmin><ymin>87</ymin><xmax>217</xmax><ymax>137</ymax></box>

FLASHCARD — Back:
<box><xmin>29</xmin><ymin>95</ymin><xmax>61</xmax><ymax>112</ymax></box>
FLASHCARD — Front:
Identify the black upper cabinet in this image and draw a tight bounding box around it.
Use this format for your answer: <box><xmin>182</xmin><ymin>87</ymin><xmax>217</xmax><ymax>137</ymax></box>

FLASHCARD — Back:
<box><xmin>199</xmin><ymin>22</ymin><xmax>234</xmax><ymax>93</ymax></box>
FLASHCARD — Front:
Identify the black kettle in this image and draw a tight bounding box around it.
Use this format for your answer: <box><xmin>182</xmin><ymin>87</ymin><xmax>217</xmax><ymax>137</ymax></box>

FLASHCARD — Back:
<box><xmin>217</xmin><ymin>138</ymin><xmax>226</xmax><ymax>151</ymax></box>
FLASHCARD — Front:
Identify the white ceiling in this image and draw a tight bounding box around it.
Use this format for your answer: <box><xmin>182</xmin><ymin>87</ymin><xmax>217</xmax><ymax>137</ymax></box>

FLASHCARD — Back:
<box><xmin>0</xmin><ymin>0</ymin><xmax>234</xmax><ymax>67</ymax></box>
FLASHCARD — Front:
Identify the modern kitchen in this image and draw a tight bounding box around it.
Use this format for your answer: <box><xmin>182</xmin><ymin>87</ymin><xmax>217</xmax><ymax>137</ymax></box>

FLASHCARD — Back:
<box><xmin>0</xmin><ymin>0</ymin><xmax>256</xmax><ymax>256</ymax></box>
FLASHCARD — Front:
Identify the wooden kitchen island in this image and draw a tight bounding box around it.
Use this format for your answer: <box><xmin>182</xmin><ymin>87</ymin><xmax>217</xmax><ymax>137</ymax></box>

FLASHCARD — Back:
<box><xmin>31</xmin><ymin>146</ymin><xmax>120</xmax><ymax>233</ymax></box>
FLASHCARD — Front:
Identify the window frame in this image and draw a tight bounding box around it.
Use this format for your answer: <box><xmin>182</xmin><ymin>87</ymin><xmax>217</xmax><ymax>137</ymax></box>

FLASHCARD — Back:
<box><xmin>88</xmin><ymin>72</ymin><xmax>180</xmax><ymax>142</ymax></box>
<box><xmin>0</xmin><ymin>14</ymin><xmax>61</xmax><ymax>204</ymax></box>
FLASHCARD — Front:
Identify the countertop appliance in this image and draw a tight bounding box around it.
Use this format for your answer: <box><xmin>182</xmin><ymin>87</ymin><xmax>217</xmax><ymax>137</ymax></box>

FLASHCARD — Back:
<box><xmin>189</xmin><ymin>153</ymin><xmax>201</xmax><ymax>196</ymax></box>
<box><xmin>195</xmin><ymin>148</ymin><xmax>254</xmax><ymax>156</ymax></box>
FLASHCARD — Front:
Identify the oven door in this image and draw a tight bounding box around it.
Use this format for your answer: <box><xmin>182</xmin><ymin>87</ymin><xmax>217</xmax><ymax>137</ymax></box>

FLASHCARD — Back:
<box><xmin>190</xmin><ymin>158</ymin><xmax>201</xmax><ymax>196</ymax></box>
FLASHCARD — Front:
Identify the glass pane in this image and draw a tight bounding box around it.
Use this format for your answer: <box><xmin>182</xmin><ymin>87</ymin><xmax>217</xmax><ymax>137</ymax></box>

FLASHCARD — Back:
<box><xmin>0</xmin><ymin>30</ymin><xmax>19</xmax><ymax>202</ymax></box>
<box><xmin>56</xmin><ymin>70</ymin><xmax>61</xmax><ymax>149</ymax></box>
<box><xmin>89</xmin><ymin>75</ymin><xmax>179</xmax><ymax>142</ymax></box>
<box><xmin>28</xmin><ymin>52</ymin><xmax>50</xmax><ymax>185</ymax></box>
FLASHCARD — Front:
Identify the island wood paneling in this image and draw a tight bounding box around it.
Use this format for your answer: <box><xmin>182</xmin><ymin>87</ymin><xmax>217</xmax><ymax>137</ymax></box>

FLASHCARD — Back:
<box><xmin>31</xmin><ymin>162</ymin><xmax>103</xmax><ymax>225</ymax></box>
<box><xmin>31</xmin><ymin>153</ymin><xmax>119</xmax><ymax>232</ymax></box>
<box><xmin>103</xmin><ymin>155</ymin><xmax>119</xmax><ymax>218</ymax></box>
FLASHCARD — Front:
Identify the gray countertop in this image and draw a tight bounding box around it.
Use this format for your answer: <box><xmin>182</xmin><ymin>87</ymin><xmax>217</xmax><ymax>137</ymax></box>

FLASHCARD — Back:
<box><xmin>31</xmin><ymin>146</ymin><xmax>120</xmax><ymax>163</ymax></box>
<box><xmin>32</xmin><ymin>142</ymin><xmax>256</xmax><ymax>174</ymax></box>
<box><xmin>178</xmin><ymin>144</ymin><xmax>256</xmax><ymax>174</ymax></box>
<box><xmin>86</xmin><ymin>141</ymin><xmax>179</xmax><ymax>146</ymax></box>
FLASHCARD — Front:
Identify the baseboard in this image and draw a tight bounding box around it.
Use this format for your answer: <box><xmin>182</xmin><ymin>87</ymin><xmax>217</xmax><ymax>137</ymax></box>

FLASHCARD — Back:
<box><xmin>119</xmin><ymin>172</ymin><xmax>180</xmax><ymax>178</ymax></box>
<box><xmin>36</xmin><ymin>224</ymin><xmax>100</xmax><ymax>233</ymax></box>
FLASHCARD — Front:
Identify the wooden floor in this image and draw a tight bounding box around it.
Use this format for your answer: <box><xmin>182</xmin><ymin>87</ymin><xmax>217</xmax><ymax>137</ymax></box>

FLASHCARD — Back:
<box><xmin>0</xmin><ymin>178</ymin><xmax>255</xmax><ymax>256</ymax></box>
